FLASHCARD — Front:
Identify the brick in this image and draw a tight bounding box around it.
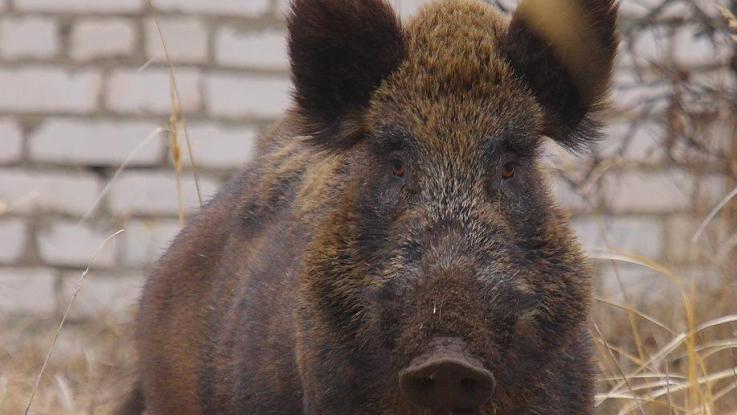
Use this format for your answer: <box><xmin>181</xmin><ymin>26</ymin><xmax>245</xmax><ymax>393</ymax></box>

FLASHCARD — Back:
<box><xmin>604</xmin><ymin>170</ymin><xmax>694</xmax><ymax>213</ymax></box>
<box><xmin>145</xmin><ymin>17</ymin><xmax>208</xmax><ymax>63</ymax></box>
<box><xmin>15</xmin><ymin>0</ymin><xmax>143</xmax><ymax>12</ymax></box>
<box><xmin>671</xmin><ymin>117</ymin><xmax>734</xmax><ymax>164</ymax></box>
<box><xmin>71</xmin><ymin>19</ymin><xmax>136</xmax><ymax>61</ymax></box>
<box><xmin>596</xmin><ymin>263</ymin><xmax>720</xmax><ymax>303</ymax></box>
<box><xmin>599</xmin><ymin>121</ymin><xmax>664</xmax><ymax>164</ymax></box>
<box><xmin>0</xmin><ymin>68</ymin><xmax>100</xmax><ymax>114</ymax></box>
<box><xmin>151</xmin><ymin>0</ymin><xmax>270</xmax><ymax>17</ymax></box>
<box><xmin>58</xmin><ymin>272</ymin><xmax>144</xmax><ymax>318</ymax></box>
<box><xmin>573</xmin><ymin>216</ymin><xmax>663</xmax><ymax>259</ymax></box>
<box><xmin>121</xmin><ymin>219</ymin><xmax>181</xmax><ymax>266</ymax></box>
<box><xmin>206</xmin><ymin>74</ymin><xmax>291</xmax><ymax>119</ymax></box>
<box><xmin>29</xmin><ymin>118</ymin><xmax>164</xmax><ymax>166</ymax></box>
<box><xmin>0</xmin><ymin>17</ymin><xmax>59</xmax><ymax>59</ymax></box>
<box><xmin>0</xmin><ymin>268</ymin><xmax>56</xmax><ymax>315</ymax></box>
<box><xmin>617</xmin><ymin>25</ymin><xmax>671</xmax><ymax>68</ymax></box>
<box><xmin>109</xmin><ymin>171</ymin><xmax>219</xmax><ymax>215</ymax></box>
<box><xmin>0</xmin><ymin>220</ymin><xmax>27</xmax><ymax>263</ymax></box>
<box><xmin>619</xmin><ymin>0</ymin><xmax>690</xmax><ymax>19</ymax></box>
<box><xmin>107</xmin><ymin>68</ymin><xmax>201</xmax><ymax>114</ymax></box>
<box><xmin>692</xmin><ymin>175</ymin><xmax>727</xmax><ymax>212</ymax></box>
<box><xmin>611</xmin><ymin>69</ymin><xmax>669</xmax><ymax>115</ymax></box>
<box><xmin>182</xmin><ymin>123</ymin><xmax>258</xmax><ymax>168</ymax></box>
<box><xmin>395</xmin><ymin>0</ymin><xmax>430</xmax><ymax>19</ymax></box>
<box><xmin>0</xmin><ymin>119</ymin><xmax>23</xmax><ymax>163</ymax></box>
<box><xmin>215</xmin><ymin>28</ymin><xmax>288</xmax><ymax>70</ymax></box>
<box><xmin>551</xmin><ymin>176</ymin><xmax>590</xmax><ymax>213</ymax></box>
<box><xmin>673</xmin><ymin>24</ymin><xmax>731</xmax><ymax>67</ymax></box>
<box><xmin>664</xmin><ymin>215</ymin><xmax>724</xmax><ymax>264</ymax></box>
<box><xmin>680</xmin><ymin>70</ymin><xmax>736</xmax><ymax>115</ymax></box>
<box><xmin>37</xmin><ymin>221</ymin><xmax>118</xmax><ymax>267</ymax></box>
<box><xmin>0</xmin><ymin>169</ymin><xmax>100</xmax><ymax>215</ymax></box>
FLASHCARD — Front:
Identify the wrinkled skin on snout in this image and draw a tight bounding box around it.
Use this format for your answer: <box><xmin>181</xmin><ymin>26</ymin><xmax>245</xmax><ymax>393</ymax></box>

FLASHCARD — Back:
<box><xmin>119</xmin><ymin>0</ymin><xmax>618</xmax><ymax>414</ymax></box>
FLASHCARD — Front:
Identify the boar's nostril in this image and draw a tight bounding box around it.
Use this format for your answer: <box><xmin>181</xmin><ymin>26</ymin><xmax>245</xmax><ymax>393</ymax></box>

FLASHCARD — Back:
<box><xmin>460</xmin><ymin>377</ymin><xmax>478</xmax><ymax>394</ymax></box>
<box><xmin>399</xmin><ymin>356</ymin><xmax>495</xmax><ymax>410</ymax></box>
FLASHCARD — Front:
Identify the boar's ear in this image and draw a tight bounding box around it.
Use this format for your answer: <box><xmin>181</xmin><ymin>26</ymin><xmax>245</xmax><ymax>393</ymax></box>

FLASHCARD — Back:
<box><xmin>288</xmin><ymin>0</ymin><xmax>406</xmax><ymax>150</ymax></box>
<box><xmin>504</xmin><ymin>0</ymin><xmax>618</xmax><ymax>151</ymax></box>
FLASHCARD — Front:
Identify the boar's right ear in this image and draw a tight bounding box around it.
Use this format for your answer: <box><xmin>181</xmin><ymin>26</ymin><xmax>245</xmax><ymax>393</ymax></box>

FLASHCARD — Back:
<box><xmin>504</xmin><ymin>0</ymin><xmax>618</xmax><ymax>152</ymax></box>
<box><xmin>288</xmin><ymin>0</ymin><xmax>406</xmax><ymax>151</ymax></box>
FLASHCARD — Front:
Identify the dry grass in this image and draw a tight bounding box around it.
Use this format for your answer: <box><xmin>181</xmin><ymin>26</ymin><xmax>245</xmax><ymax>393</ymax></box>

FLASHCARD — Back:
<box><xmin>591</xmin><ymin>254</ymin><xmax>737</xmax><ymax>414</ymax></box>
<box><xmin>0</xmin><ymin>317</ymin><xmax>136</xmax><ymax>415</ymax></box>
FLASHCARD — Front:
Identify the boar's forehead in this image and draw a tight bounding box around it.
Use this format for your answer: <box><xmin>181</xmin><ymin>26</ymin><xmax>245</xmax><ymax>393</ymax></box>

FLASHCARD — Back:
<box><xmin>371</xmin><ymin>0</ymin><xmax>543</xmax><ymax>154</ymax></box>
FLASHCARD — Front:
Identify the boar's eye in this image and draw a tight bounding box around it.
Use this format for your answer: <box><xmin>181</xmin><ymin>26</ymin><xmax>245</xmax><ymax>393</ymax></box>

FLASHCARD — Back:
<box><xmin>391</xmin><ymin>159</ymin><xmax>405</xmax><ymax>178</ymax></box>
<box><xmin>501</xmin><ymin>161</ymin><xmax>517</xmax><ymax>180</ymax></box>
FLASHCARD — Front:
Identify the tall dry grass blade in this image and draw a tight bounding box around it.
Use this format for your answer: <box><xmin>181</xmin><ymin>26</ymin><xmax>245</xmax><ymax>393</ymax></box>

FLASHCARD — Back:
<box><xmin>593</xmin><ymin>337</ymin><xmax>646</xmax><ymax>367</ymax></box>
<box><xmin>137</xmin><ymin>54</ymin><xmax>159</xmax><ymax>72</ymax></box>
<box><xmin>596</xmin><ymin>297</ymin><xmax>676</xmax><ymax>334</ymax></box>
<box><xmin>169</xmin><ymin>117</ymin><xmax>185</xmax><ymax>226</ymax></box>
<box><xmin>24</xmin><ymin>229</ymin><xmax>124</xmax><ymax>415</ymax></box>
<box><xmin>148</xmin><ymin>2</ymin><xmax>203</xmax><ymax>209</ymax></box>
<box><xmin>591</xmin><ymin>249</ymin><xmax>712</xmax><ymax>404</ymax></box>
<box><xmin>592</xmin><ymin>319</ymin><xmax>648</xmax><ymax>415</ymax></box>
<box><xmin>599</xmin><ymin>374</ymin><xmax>688</xmax><ymax>383</ymax></box>
<box><xmin>588</xmin><ymin>200</ymin><xmax>650</xmax><ymax>367</ymax></box>
<box><xmin>692</xmin><ymin>185</ymin><xmax>737</xmax><ymax>243</ymax></box>
<box><xmin>615</xmin><ymin>366</ymin><xmax>737</xmax><ymax>414</ymax></box>
<box><xmin>600</xmin><ymin>312</ymin><xmax>737</xmax><ymax>409</ymax></box>
<box><xmin>718</xmin><ymin>6</ymin><xmax>737</xmax><ymax>43</ymax></box>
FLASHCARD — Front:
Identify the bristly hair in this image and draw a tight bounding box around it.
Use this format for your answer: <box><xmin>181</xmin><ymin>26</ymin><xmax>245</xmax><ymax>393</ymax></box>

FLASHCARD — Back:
<box><xmin>504</xmin><ymin>0</ymin><xmax>619</xmax><ymax>153</ymax></box>
<box><xmin>287</xmin><ymin>0</ymin><xmax>406</xmax><ymax>151</ymax></box>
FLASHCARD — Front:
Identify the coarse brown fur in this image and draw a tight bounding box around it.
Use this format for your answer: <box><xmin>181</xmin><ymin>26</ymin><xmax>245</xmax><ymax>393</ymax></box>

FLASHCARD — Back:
<box><xmin>119</xmin><ymin>0</ymin><xmax>618</xmax><ymax>414</ymax></box>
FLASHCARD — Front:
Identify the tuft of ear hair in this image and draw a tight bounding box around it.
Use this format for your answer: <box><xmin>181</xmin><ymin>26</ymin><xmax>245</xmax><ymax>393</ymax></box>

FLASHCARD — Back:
<box><xmin>287</xmin><ymin>0</ymin><xmax>406</xmax><ymax>151</ymax></box>
<box><xmin>504</xmin><ymin>0</ymin><xmax>618</xmax><ymax>151</ymax></box>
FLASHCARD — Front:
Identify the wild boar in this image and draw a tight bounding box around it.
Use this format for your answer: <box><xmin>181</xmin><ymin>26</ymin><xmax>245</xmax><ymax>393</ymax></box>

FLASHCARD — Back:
<box><xmin>118</xmin><ymin>0</ymin><xmax>617</xmax><ymax>413</ymax></box>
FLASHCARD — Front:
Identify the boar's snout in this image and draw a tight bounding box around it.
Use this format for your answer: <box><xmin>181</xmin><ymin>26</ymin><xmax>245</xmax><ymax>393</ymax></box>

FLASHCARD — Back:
<box><xmin>398</xmin><ymin>338</ymin><xmax>495</xmax><ymax>411</ymax></box>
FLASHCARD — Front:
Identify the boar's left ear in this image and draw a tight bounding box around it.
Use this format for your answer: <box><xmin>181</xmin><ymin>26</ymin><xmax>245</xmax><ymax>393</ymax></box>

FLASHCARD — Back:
<box><xmin>288</xmin><ymin>0</ymin><xmax>406</xmax><ymax>150</ymax></box>
<box><xmin>504</xmin><ymin>0</ymin><xmax>618</xmax><ymax>151</ymax></box>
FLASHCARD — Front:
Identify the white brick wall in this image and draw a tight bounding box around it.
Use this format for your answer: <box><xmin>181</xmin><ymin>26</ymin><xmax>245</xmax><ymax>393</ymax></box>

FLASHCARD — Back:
<box><xmin>109</xmin><ymin>171</ymin><xmax>219</xmax><ymax>215</ymax></box>
<box><xmin>0</xmin><ymin>268</ymin><xmax>57</xmax><ymax>315</ymax></box>
<box><xmin>15</xmin><ymin>0</ymin><xmax>143</xmax><ymax>13</ymax></box>
<box><xmin>599</xmin><ymin>122</ymin><xmax>664</xmax><ymax>164</ymax></box>
<box><xmin>672</xmin><ymin>24</ymin><xmax>732</xmax><ymax>67</ymax></box>
<box><xmin>0</xmin><ymin>68</ymin><xmax>100</xmax><ymax>114</ymax></box>
<box><xmin>29</xmin><ymin>118</ymin><xmax>164</xmax><ymax>166</ymax></box>
<box><xmin>605</xmin><ymin>170</ymin><xmax>693</xmax><ymax>213</ymax></box>
<box><xmin>58</xmin><ymin>272</ymin><xmax>144</xmax><ymax>318</ymax></box>
<box><xmin>0</xmin><ymin>169</ymin><xmax>100</xmax><ymax>215</ymax></box>
<box><xmin>145</xmin><ymin>17</ymin><xmax>209</xmax><ymax>63</ymax></box>
<box><xmin>181</xmin><ymin>123</ymin><xmax>258</xmax><ymax>168</ymax></box>
<box><xmin>121</xmin><ymin>219</ymin><xmax>181</xmax><ymax>266</ymax></box>
<box><xmin>151</xmin><ymin>0</ymin><xmax>271</xmax><ymax>17</ymax></box>
<box><xmin>37</xmin><ymin>221</ymin><xmax>118</xmax><ymax>267</ymax></box>
<box><xmin>573</xmin><ymin>216</ymin><xmax>664</xmax><ymax>259</ymax></box>
<box><xmin>0</xmin><ymin>120</ymin><xmax>23</xmax><ymax>164</ymax></box>
<box><xmin>0</xmin><ymin>17</ymin><xmax>60</xmax><ymax>59</ymax></box>
<box><xmin>107</xmin><ymin>68</ymin><xmax>201</xmax><ymax>114</ymax></box>
<box><xmin>0</xmin><ymin>220</ymin><xmax>27</xmax><ymax>263</ymax></box>
<box><xmin>215</xmin><ymin>28</ymin><xmax>289</xmax><ymax>70</ymax></box>
<box><xmin>206</xmin><ymin>73</ymin><xmax>291</xmax><ymax>118</ymax></box>
<box><xmin>71</xmin><ymin>19</ymin><xmax>136</xmax><ymax>61</ymax></box>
